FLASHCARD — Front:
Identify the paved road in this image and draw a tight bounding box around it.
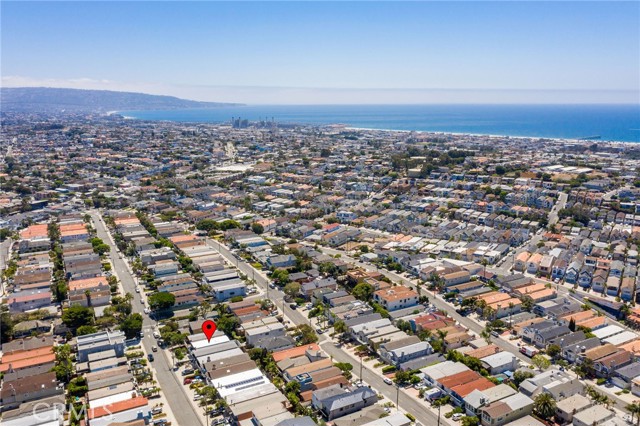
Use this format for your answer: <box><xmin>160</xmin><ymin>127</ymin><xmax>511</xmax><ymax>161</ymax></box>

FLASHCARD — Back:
<box><xmin>0</xmin><ymin>239</ymin><xmax>12</xmax><ymax>296</ymax></box>
<box><xmin>204</xmin><ymin>237</ymin><xmax>446</xmax><ymax>426</ymax></box>
<box><xmin>548</xmin><ymin>191</ymin><xmax>569</xmax><ymax>226</ymax></box>
<box><xmin>317</xmin><ymin>246</ymin><xmax>533</xmax><ymax>364</ymax></box>
<box><xmin>91</xmin><ymin>211</ymin><xmax>205</xmax><ymax>426</ymax></box>
<box><xmin>319</xmin><ymin>340</ymin><xmax>445</xmax><ymax>426</ymax></box>
<box><xmin>316</xmin><ymin>247</ymin><xmax>635</xmax><ymax>413</ymax></box>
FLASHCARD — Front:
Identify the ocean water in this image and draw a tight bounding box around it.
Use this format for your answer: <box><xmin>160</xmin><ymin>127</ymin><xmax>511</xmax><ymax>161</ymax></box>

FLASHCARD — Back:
<box><xmin>120</xmin><ymin>104</ymin><xmax>640</xmax><ymax>142</ymax></box>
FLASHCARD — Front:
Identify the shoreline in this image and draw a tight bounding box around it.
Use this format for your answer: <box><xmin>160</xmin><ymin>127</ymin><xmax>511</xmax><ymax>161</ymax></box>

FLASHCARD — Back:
<box><xmin>343</xmin><ymin>126</ymin><xmax>639</xmax><ymax>146</ymax></box>
<box><xmin>112</xmin><ymin>110</ymin><xmax>639</xmax><ymax>145</ymax></box>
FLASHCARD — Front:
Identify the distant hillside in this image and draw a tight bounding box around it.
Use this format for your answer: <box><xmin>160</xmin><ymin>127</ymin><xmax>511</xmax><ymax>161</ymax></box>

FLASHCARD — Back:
<box><xmin>0</xmin><ymin>87</ymin><xmax>242</xmax><ymax>113</ymax></box>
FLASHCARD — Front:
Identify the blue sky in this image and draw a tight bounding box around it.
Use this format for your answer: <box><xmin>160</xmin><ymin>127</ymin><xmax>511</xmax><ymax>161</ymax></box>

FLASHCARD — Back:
<box><xmin>2</xmin><ymin>1</ymin><xmax>639</xmax><ymax>104</ymax></box>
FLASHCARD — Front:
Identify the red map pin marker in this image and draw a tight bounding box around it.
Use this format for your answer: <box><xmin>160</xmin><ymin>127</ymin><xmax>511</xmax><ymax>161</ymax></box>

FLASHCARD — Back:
<box><xmin>202</xmin><ymin>320</ymin><xmax>217</xmax><ymax>342</ymax></box>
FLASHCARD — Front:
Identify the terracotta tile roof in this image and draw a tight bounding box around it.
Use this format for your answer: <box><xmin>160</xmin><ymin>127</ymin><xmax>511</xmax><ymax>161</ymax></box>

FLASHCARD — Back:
<box><xmin>465</xmin><ymin>344</ymin><xmax>502</xmax><ymax>360</ymax></box>
<box><xmin>559</xmin><ymin>310</ymin><xmax>596</xmax><ymax>323</ymax></box>
<box><xmin>451</xmin><ymin>377</ymin><xmax>495</xmax><ymax>397</ymax></box>
<box><xmin>88</xmin><ymin>396</ymin><xmax>148</xmax><ymax>419</ymax></box>
<box><xmin>0</xmin><ymin>345</ymin><xmax>54</xmax><ymax>363</ymax></box>
<box><xmin>438</xmin><ymin>370</ymin><xmax>480</xmax><ymax>389</ymax></box>
<box><xmin>272</xmin><ymin>344</ymin><xmax>320</xmax><ymax>363</ymax></box>
<box><xmin>69</xmin><ymin>276</ymin><xmax>109</xmax><ymax>291</ymax></box>
<box><xmin>19</xmin><ymin>224</ymin><xmax>48</xmax><ymax>239</ymax></box>
<box><xmin>577</xmin><ymin>316</ymin><xmax>607</xmax><ymax>330</ymax></box>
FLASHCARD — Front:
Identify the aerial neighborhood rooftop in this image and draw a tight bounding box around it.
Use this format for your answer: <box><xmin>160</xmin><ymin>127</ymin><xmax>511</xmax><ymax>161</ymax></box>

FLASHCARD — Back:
<box><xmin>1</xmin><ymin>112</ymin><xmax>640</xmax><ymax>426</ymax></box>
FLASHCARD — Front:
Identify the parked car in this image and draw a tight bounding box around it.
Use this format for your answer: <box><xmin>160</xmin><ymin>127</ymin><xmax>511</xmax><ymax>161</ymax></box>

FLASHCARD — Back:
<box><xmin>383</xmin><ymin>378</ymin><xmax>393</xmax><ymax>385</ymax></box>
<box><xmin>452</xmin><ymin>413</ymin><xmax>464</xmax><ymax>421</ymax></box>
<box><xmin>147</xmin><ymin>354</ymin><xmax>154</xmax><ymax>362</ymax></box>
<box><xmin>316</xmin><ymin>328</ymin><xmax>324</xmax><ymax>334</ymax></box>
<box><xmin>182</xmin><ymin>368</ymin><xmax>194</xmax><ymax>376</ymax></box>
<box><xmin>183</xmin><ymin>378</ymin><xmax>193</xmax><ymax>385</ymax></box>
<box><xmin>144</xmin><ymin>308</ymin><xmax>151</xmax><ymax>314</ymax></box>
<box><xmin>152</xmin><ymin>346</ymin><xmax>158</xmax><ymax>352</ymax></box>
<box><xmin>153</xmin><ymin>331</ymin><xmax>161</xmax><ymax>339</ymax></box>
<box><xmin>151</xmin><ymin>407</ymin><xmax>163</xmax><ymax>415</ymax></box>
<box><xmin>194</xmin><ymin>394</ymin><xmax>203</xmax><ymax>401</ymax></box>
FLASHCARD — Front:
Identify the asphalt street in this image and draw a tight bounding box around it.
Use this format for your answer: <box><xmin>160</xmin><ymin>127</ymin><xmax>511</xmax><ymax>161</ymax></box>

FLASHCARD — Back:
<box><xmin>204</xmin><ymin>236</ymin><xmax>447</xmax><ymax>426</ymax></box>
<box><xmin>91</xmin><ymin>211</ymin><xmax>205</xmax><ymax>426</ymax></box>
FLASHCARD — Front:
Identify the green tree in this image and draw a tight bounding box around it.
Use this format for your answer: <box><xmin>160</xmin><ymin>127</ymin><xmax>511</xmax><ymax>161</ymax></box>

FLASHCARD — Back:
<box><xmin>196</xmin><ymin>219</ymin><xmax>218</xmax><ymax>232</ymax></box>
<box><xmin>546</xmin><ymin>344</ymin><xmax>562</xmax><ymax>359</ymax></box>
<box><xmin>251</xmin><ymin>222</ymin><xmax>264</xmax><ymax>234</ymax></box>
<box><xmin>62</xmin><ymin>305</ymin><xmax>95</xmax><ymax>333</ymax></box>
<box><xmin>198</xmin><ymin>300</ymin><xmax>212</xmax><ymax>320</ymax></box>
<box><xmin>624</xmin><ymin>402</ymin><xmax>640</xmax><ymax>426</ymax></box>
<box><xmin>318</xmin><ymin>261</ymin><xmax>339</xmax><ymax>277</ymax></box>
<box><xmin>285</xmin><ymin>380</ymin><xmax>301</xmax><ymax>394</ymax></box>
<box><xmin>461</xmin><ymin>416</ymin><xmax>480</xmax><ymax>426</ymax></box>
<box><xmin>52</xmin><ymin>344</ymin><xmax>74</xmax><ymax>383</ymax></box>
<box><xmin>334</xmin><ymin>320</ymin><xmax>347</xmax><ymax>335</ymax></box>
<box><xmin>76</xmin><ymin>325</ymin><xmax>98</xmax><ymax>336</ymax></box>
<box><xmin>148</xmin><ymin>292</ymin><xmax>176</xmax><ymax>311</ymax></box>
<box><xmin>120</xmin><ymin>313</ymin><xmax>144</xmax><ymax>339</ymax></box>
<box><xmin>293</xmin><ymin>324</ymin><xmax>318</xmax><ymax>344</ymax></box>
<box><xmin>271</xmin><ymin>269</ymin><xmax>290</xmax><ymax>285</ymax></box>
<box><xmin>67</xmin><ymin>376</ymin><xmax>88</xmax><ymax>398</ymax></box>
<box><xmin>533</xmin><ymin>393</ymin><xmax>557</xmax><ymax>419</ymax></box>
<box><xmin>521</xmin><ymin>295</ymin><xmax>535</xmax><ymax>312</ymax></box>
<box><xmin>512</xmin><ymin>370</ymin><xmax>534</xmax><ymax>387</ymax></box>
<box><xmin>0</xmin><ymin>228</ymin><xmax>13</xmax><ymax>242</ymax></box>
<box><xmin>216</xmin><ymin>315</ymin><xmax>239</xmax><ymax>337</ymax></box>
<box><xmin>394</xmin><ymin>370</ymin><xmax>412</xmax><ymax>385</ymax></box>
<box><xmin>174</xmin><ymin>347</ymin><xmax>187</xmax><ymax>361</ymax></box>
<box><xmin>283</xmin><ymin>282</ymin><xmax>301</xmax><ymax>298</ymax></box>
<box><xmin>353</xmin><ymin>282</ymin><xmax>374</xmax><ymax>301</ymax></box>
<box><xmin>1</xmin><ymin>310</ymin><xmax>14</xmax><ymax>343</ymax></box>
<box><xmin>531</xmin><ymin>354</ymin><xmax>551</xmax><ymax>371</ymax></box>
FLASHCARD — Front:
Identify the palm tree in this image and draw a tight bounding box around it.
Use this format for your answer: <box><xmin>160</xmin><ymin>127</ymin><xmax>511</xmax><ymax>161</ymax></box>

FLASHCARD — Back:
<box><xmin>626</xmin><ymin>403</ymin><xmax>637</xmax><ymax>425</ymax></box>
<box><xmin>475</xmin><ymin>299</ymin><xmax>487</xmax><ymax>316</ymax></box>
<box><xmin>508</xmin><ymin>302</ymin><xmax>515</xmax><ymax>329</ymax></box>
<box><xmin>626</xmin><ymin>402</ymin><xmax>640</xmax><ymax>426</ymax></box>
<box><xmin>480</xmin><ymin>258</ymin><xmax>489</xmax><ymax>279</ymax></box>
<box><xmin>533</xmin><ymin>393</ymin><xmax>557</xmax><ymax>419</ymax></box>
<box><xmin>436</xmin><ymin>329</ymin><xmax>449</xmax><ymax>353</ymax></box>
<box><xmin>483</xmin><ymin>306</ymin><xmax>496</xmax><ymax>321</ymax></box>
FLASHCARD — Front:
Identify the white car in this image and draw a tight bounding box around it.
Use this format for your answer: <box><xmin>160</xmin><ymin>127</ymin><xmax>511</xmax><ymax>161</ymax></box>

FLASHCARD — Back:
<box><xmin>452</xmin><ymin>413</ymin><xmax>464</xmax><ymax>421</ymax></box>
<box><xmin>144</xmin><ymin>307</ymin><xmax>151</xmax><ymax>314</ymax></box>
<box><xmin>383</xmin><ymin>378</ymin><xmax>393</xmax><ymax>385</ymax></box>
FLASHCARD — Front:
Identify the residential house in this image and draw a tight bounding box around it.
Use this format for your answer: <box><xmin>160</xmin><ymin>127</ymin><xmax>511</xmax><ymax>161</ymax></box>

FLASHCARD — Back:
<box><xmin>479</xmin><ymin>393</ymin><xmax>534</xmax><ymax>426</ymax></box>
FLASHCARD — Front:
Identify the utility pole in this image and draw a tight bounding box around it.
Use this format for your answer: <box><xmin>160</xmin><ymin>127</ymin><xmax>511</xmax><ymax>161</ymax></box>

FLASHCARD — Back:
<box><xmin>396</xmin><ymin>383</ymin><xmax>400</xmax><ymax>412</ymax></box>
<box><xmin>359</xmin><ymin>353</ymin><xmax>363</xmax><ymax>383</ymax></box>
<box><xmin>437</xmin><ymin>403</ymin><xmax>441</xmax><ymax>426</ymax></box>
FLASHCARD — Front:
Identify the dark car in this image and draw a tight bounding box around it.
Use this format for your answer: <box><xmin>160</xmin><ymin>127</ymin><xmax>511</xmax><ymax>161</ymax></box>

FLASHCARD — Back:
<box><xmin>147</xmin><ymin>354</ymin><xmax>154</xmax><ymax>362</ymax></box>
<box><xmin>289</xmin><ymin>303</ymin><xmax>297</xmax><ymax>310</ymax></box>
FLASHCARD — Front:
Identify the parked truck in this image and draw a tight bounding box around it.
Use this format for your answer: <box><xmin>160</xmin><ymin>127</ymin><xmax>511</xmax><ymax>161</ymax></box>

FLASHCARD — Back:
<box><xmin>520</xmin><ymin>345</ymin><xmax>538</xmax><ymax>357</ymax></box>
